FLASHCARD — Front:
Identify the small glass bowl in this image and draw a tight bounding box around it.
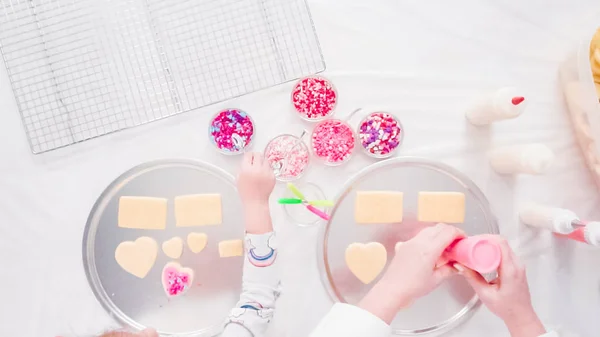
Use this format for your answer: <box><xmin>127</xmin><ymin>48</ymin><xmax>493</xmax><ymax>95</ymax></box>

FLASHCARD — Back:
<box><xmin>282</xmin><ymin>182</ymin><xmax>329</xmax><ymax>227</ymax></box>
<box><xmin>208</xmin><ymin>108</ymin><xmax>255</xmax><ymax>155</ymax></box>
<box><xmin>291</xmin><ymin>76</ymin><xmax>338</xmax><ymax>122</ymax></box>
<box><xmin>357</xmin><ymin>111</ymin><xmax>404</xmax><ymax>159</ymax></box>
<box><xmin>310</xmin><ymin>118</ymin><xmax>356</xmax><ymax>166</ymax></box>
<box><xmin>264</xmin><ymin>133</ymin><xmax>310</xmax><ymax>182</ymax></box>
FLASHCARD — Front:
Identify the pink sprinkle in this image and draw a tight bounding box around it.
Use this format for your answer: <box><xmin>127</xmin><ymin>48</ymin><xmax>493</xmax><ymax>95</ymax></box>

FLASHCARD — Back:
<box><xmin>209</xmin><ymin>109</ymin><xmax>254</xmax><ymax>153</ymax></box>
<box><xmin>292</xmin><ymin>77</ymin><xmax>337</xmax><ymax>120</ymax></box>
<box><xmin>311</xmin><ymin>119</ymin><xmax>355</xmax><ymax>165</ymax></box>
<box><xmin>358</xmin><ymin>112</ymin><xmax>402</xmax><ymax>158</ymax></box>
<box><xmin>164</xmin><ymin>269</ymin><xmax>191</xmax><ymax>296</ymax></box>
<box><xmin>265</xmin><ymin>134</ymin><xmax>310</xmax><ymax>181</ymax></box>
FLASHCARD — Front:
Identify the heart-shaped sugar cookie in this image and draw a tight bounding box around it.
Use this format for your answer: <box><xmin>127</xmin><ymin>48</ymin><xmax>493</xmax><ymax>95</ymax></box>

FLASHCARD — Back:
<box><xmin>345</xmin><ymin>242</ymin><xmax>387</xmax><ymax>284</ymax></box>
<box><xmin>187</xmin><ymin>232</ymin><xmax>208</xmax><ymax>253</ymax></box>
<box><xmin>162</xmin><ymin>237</ymin><xmax>183</xmax><ymax>259</ymax></box>
<box><xmin>395</xmin><ymin>241</ymin><xmax>404</xmax><ymax>253</ymax></box>
<box><xmin>115</xmin><ymin>237</ymin><xmax>158</xmax><ymax>278</ymax></box>
<box><xmin>162</xmin><ymin>262</ymin><xmax>194</xmax><ymax>297</ymax></box>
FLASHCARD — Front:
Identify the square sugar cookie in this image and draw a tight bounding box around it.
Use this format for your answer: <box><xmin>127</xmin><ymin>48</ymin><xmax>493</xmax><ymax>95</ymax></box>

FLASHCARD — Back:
<box><xmin>355</xmin><ymin>191</ymin><xmax>404</xmax><ymax>224</ymax></box>
<box><xmin>418</xmin><ymin>191</ymin><xmax>465</xmax><ymax>223</ymax></box>
<box><xmin>218</xmin><ymin>239</ymin><xmax>244</xmax><ymax>258</ymax></box>
<box><xmin>174</xmin><ymin>194</ymin><xmax>222</xmax><ymax>227</ymax></box>
<box><xmin>118</xmin><ymin>196</ymin><xmax>168</xmax><ymax>230</ymax></box>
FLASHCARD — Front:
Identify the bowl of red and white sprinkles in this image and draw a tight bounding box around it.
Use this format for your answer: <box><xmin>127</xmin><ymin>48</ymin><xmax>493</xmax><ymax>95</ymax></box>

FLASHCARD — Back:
<box><xmin>358</xmin><ymin>112</ymin><xmax>403</xmax><ymax>158</ymax></box>
<box><xmin>311</xmin><ymin>119</ymin><xmax>355</xmax><ymax>166</ymax></box>
<box><xmin>291</xmin><ymin>76</ymin><xmax>338</xmax><ymax>121</ymax></box>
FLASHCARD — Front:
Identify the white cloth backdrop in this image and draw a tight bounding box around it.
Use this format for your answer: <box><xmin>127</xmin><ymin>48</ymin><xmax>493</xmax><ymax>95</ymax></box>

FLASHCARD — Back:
<box><xmin>1</xmin><ymin>0</ymin><xmax>599</xmax><ymax>336</ymax></box>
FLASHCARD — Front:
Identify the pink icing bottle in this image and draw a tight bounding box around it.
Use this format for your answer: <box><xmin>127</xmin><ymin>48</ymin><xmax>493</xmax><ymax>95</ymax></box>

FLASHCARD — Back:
<box><xmin>555</xmin><ymin>221</ymin><xmax>600</xmax><ymax>246</ymax></box>
<box><xmin>446</xmin><ymin>236</ymin><xmax>501</xmax><ymax>274</ymax></box>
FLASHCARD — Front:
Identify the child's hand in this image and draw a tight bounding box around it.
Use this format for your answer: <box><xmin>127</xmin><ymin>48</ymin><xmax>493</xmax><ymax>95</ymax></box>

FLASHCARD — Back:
<box><xmin>456</xmin><ymin>238</ymin><xmax>546</xmax><ymax>337</ymax></box>
<box><xmin>238</xmin><ymin>152</ymin><xmax>276</xmax><ymax>206</ymax></box>
<box><xmin>359</xmin><ymin>223</ymin><xmax>465</xmax><ymax>323</ymax></box>
<box><xmin>237</xmin><ymin>152</ymin><xmax>275</xmax><ymax>234</ymax></box>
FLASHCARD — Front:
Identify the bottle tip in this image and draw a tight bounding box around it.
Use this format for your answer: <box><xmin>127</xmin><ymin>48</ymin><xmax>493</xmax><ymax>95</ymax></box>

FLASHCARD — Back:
<box><xmin>512</xmin><ymin>96</ymin><xmax>525</xmax><ymax>105</ymax></box>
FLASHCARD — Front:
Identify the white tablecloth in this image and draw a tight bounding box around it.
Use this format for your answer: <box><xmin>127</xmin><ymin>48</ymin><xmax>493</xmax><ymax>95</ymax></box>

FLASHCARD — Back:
<box><xmin>1</xmin><ymin>1</ymin><xmax>599</xmax><ymax>336</ymax></box>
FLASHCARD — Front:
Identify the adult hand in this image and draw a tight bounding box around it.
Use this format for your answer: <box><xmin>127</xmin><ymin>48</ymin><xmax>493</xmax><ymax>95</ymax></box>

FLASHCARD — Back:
<box><xmin>359</xmin><ymin>223</ymin><xmax>465</xmax><ymax>324</ymax></box>
<box><xmin>236</xmin><ymin>152</ymin><xmax>275</xmax><ymax>234</ymax></box>
<box><xmin>455</xmin><ymin>237</ymin><xmax>546</xmax><ymax>337</ymax></box>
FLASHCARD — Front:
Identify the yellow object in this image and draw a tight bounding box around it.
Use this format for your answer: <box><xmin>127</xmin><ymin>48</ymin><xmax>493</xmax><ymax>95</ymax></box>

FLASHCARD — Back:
<box><xmin>118</xmin><ymin>196</ymin><xmax>168</xmax><ymax>230</ymax></box>
<box><xmin>354</xmin><ymin>191</ymin><xmax>404</xmax><ymax>224</ymax></box>
<box><xmin>115</xmin><ymin>237</ymin><xmax>158</xmax><ymax>278</ymax></box>
<box><xmin>218</xmin><ymin>239</ymin><xmax>244</xmax><ymax>258</ymax></box>
<box><xmin>418</xmin><ymin>191</ymin><xmax>466</xmax><ymax>224</ymax></box>
<box><xmin>287</xmin><ymin>183</ymin><xmax>306</xmax><ymax>200</ymax></box>
<box><xmin>162</xmin><ymin>237</ymin><xmax>184</xmax><ymax>259</ymax></box>
<box><xmin>345</xmin><ymin>242</ymin><xmax>388</xmax><ymax>284</ymax></box>
<box><xmin>175</xmin><ymin>194</ymin><xmax>222</xmax><ymax>227</ymax></box>
<box><xmin>187</xmin><ymin>233</ymin><xmax>208</xmax><ymax>253</ymax></box>
<box><xmin>591</xmin><ymin>29</ymin><xmax>600</xmax><ymax>99</ymax></box>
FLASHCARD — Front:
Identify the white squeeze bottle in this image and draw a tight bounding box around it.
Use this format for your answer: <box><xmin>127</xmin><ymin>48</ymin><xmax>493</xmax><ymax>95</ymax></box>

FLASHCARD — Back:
<box><xmin>489</xmin><ymin>144</ymin><xmax>554</xmax><ymax>175</ymax></box>
<box><xmin>465</xmin><ymin>87</ymin><xmax>527</xmax><ymax>125</ymax></box>
<box><xmin>519</xmin><ymin>203</ymin><xmax>583</xmax><ymax>234</ymax></box>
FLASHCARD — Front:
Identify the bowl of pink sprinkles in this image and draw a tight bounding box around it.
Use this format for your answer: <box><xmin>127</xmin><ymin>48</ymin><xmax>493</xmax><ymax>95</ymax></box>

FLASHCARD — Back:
<box><xmin>311</xmin><ymin>119</ymin><xmax>355</xmax><ymax>166</ymax></box>
<box><xmin>209</xmin><ymin>108</ymin><xmax>255</xmax><ymax>155</ymax></box>
<box><xmin>291</xmin><ymin>76</ymin><xmax>337</xmax><ymax>121</ymax></box>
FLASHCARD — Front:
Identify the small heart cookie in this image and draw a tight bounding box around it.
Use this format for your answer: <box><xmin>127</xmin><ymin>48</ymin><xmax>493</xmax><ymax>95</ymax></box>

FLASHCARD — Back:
<box><xmin>345</xmin><ymin>242</ymin><xmax>387</xmax><ymax>284</ymax></box>
<box><xmin>162</xmin><ymin>262</ymin><xmax>194</xmax><ymax>297</ymax></box>
<box><xmin>115</xmin><ymin>237</ymin><xmax>158</xmax><ymax>278</ymax></box>
<box><xmin>162</xmin><ymin>237</ymin><xmax>184</xmax><ymax>259</ymax></box>
<box><xmin>187</xmin><ymin>232</ymin><xmax>208</xmax><ymax>254</ymax></box>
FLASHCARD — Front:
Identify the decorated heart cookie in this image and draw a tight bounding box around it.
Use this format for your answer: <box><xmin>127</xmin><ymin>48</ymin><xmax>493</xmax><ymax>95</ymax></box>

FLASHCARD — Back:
<box><xmin>162</xmin><ymin>237</ymin><xmax>183</xmax><ymax>259</ymax></box>
<box><xmin>114</xmin><ymin>237</ymin><xmax>158</xmax><ymax>278</ymax></box>
<box><xmin>162</xmin><ymin>262</ymin><xmax>194</xmax><ymax>297</ymax></box>
<box><xmin>345</xmin><ymin>242</ymin><xmax>387</xmax><ymax>284</ymax></box>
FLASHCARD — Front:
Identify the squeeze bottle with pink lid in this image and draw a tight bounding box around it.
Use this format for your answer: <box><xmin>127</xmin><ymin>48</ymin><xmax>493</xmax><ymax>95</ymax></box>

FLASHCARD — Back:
<box><xmin>555</xmin><ymin>221</ymin><xmax>600</xmax><ymax>246</ymax></box>
<box><xmin>446</xmin><ymin>236</ymin><xmax>501</xmax><ymax>274</ymax></box>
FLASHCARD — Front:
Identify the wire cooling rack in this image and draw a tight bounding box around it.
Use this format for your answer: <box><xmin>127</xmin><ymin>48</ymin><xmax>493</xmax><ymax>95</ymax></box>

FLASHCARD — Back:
<box><xmin>0</xmin><ymin>0</ymin><xmax>324</xmax><ymax>153</ymax></box>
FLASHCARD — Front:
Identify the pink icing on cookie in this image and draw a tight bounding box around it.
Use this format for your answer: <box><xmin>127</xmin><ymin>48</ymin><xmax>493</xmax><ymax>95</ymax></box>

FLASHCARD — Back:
<box><xmin>162</xmin><ymin>262</ymin><xmax>194</xmax><ymax>297</ymax></box>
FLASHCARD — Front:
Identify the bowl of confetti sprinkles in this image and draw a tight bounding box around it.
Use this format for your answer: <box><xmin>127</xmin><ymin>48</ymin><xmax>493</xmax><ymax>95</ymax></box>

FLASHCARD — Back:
<box><xmin>291</xmin><ymin>76</ymin><xmax>338</xmax><ymax>121</ymax></box>
<box><xmin>358</xmin><ymin>112</ymin><xmax>403</xmax><ymax>158</ymax></box>
<box><xmin>209</xmin><ymin>108</ymin><xmax>255</xmax><ymax>155</ymax></box>
<box><xmin>265</xmin><ymin>133</ymin><xmax>310</xmax><ymax>181</ymax></box>
<box><xmin>311</xmin><ymin>119</ymin><xmax>356</xmax><ymax>166</ymax></box>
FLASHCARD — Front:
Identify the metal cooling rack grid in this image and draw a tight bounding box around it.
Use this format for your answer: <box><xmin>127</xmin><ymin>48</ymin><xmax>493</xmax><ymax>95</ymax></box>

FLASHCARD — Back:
<box><xmin>0</xmin><ymin>0</ymin><xmax>324</xmax><ymax>153</ymax></box>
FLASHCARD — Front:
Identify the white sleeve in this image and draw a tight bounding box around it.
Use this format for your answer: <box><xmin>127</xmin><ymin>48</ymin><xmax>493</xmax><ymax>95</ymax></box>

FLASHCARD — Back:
<box><xmin>222</xmin><ymin>232</ymin><xmax>280</xmax><ymax>337</ymax></box>
<box><xmin>307</xmin><ymin>304</ymin><xmax>559</xmax><ymax>337</ymax></box>
<box><xmin>309</xmin><ymin>303</ymin><xmax>390</xmax><ymax>337</ymax></box>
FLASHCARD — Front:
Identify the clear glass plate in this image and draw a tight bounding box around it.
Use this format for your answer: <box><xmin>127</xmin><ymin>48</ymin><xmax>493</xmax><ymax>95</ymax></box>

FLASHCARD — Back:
<box><xmin>318</xmin><ymin>157</ymin><xmax>499</xmax><ymax>335</ymax></box>
<box><xmin>82</xmin><ymin>159</ymin><xmax>244</xmax><ymax>336</ymax></box>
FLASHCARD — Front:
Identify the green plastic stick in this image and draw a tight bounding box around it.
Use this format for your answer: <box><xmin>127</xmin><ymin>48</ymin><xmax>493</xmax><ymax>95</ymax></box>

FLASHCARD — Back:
<box><xmin>287</xmin><ymin>183</ymin><xmax>306</xmax><ymax>200</ymax></box>
<box><xmin>278</xmin><ymin>198</ymin><xmax>303</xmax><ymax>204</ymax></box>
